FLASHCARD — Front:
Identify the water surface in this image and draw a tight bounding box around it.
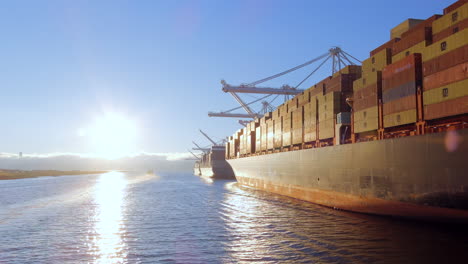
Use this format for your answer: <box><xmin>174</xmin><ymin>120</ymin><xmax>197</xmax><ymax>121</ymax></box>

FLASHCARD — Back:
<box><xmin>1</xmin><ymin>171</ymin><xmax>467</xmax><ymax>263</ymax></box>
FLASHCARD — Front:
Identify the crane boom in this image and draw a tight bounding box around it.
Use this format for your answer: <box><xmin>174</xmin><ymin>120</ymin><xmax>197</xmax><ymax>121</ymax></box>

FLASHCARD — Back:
<box><xmin>208</xmin><ymin>112</ymin><xmax>255</xmax><ymax>118</ymax></box>
<box><xmin>229</xmin><ymin>92</ymin><xmax>257</xmax><ymax>117</ymax></box>
<box><xmin>199</xmin><ymin>130</ymin><xmax>217</xmax><ymax>146</ymax></box>
<box><xmin>192</xmin><ymin>141</ymin><xmax>210</xmax><ymax>152</ymax></box>
<box><xmin>223</xmin><ymin>83</ymin><xmax>304</xmax><ymax>95</ymax></box>
<box><xmin>221</xmin><ymin>82</ymin><xmax>303</xmax><ymax>95</ymax></box>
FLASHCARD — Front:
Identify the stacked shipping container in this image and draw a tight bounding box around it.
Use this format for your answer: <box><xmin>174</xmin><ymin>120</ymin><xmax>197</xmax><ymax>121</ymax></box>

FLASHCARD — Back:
<box><xmin>382</xmin><ymin>53</ymin><xmax>422</xmax><ymax>128</ymax></box>
<box><xmin>352</xmin><ymin>48</ymin><xmax>389</xmax><ymax>134</ymax></box>
<box><xmin>423</xmin><ymin>2</ymin><xmax>468</xmax><ymax>120</ymax></box>
<box><xmin>226</xmin><ymin>0</ymin><xmax>468</xmax><ymax>159</ymax></box>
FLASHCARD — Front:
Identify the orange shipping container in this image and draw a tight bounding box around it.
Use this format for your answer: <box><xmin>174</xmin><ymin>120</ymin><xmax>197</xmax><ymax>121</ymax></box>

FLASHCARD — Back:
<box><xmin>424</xmin><ymin>95</ymin><xmax>468</xmax><ymax>120</ymax></box>
<box><xmin>423</xmin><ymin>62</ymin><xmax>468</xmax><ymax>91</ymax></box>
<box><xmin>383</xmin><ymin>95</ymin><xmax>417</xmax><ymax>115</ymax></box>
<box><xmin>423</xmin><ymin>44</ymin><xmax>468</xmax><ymax>76</ymax></box>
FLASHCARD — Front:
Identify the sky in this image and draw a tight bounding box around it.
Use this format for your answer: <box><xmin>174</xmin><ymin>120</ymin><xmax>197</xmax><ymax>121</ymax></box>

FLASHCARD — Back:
<box><xmin>0</xmin><ymin>0</ymin><xmax>456</xmax><ymax>168</ymax></box>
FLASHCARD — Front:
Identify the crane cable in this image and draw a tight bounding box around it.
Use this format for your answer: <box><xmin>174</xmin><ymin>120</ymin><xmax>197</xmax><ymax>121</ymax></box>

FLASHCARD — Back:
<box><xmin>222</xmin><ymin>94</ymin><xmax>273</xmax><ymax>113</ymax></box>
<box><xmin>247</xmin><ymin>52</ymin><xmax>330</xmax><ymax>86</ymax></box>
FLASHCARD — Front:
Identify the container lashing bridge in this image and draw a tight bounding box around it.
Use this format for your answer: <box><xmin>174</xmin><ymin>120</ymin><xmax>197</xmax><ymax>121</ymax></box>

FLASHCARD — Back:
<box><xmin>208</xmin><ymin>47</ymin><xmax>361</xmax><ymax>126</ymax></box>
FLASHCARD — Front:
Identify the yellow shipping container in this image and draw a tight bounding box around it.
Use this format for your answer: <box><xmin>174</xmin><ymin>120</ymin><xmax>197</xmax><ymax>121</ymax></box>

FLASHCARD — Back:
<box><xmin>392</xmin><ymin>41</ymin><xmax>427</xmax><ymax>62</ymax></box>
<box><xmin>391</xmin><ymin>18</ymin><xmax>424</xmax><ymax>39</ymax></box>
<box><xmin>433</xmin><ymin>3</ymin><xmax>468</xmax><ymax>34</ymax></box>
<box><xmin>422</xmin><ymin>28</ymin><xmax>468</xmax><ymax>62</ymax></box>
<box><xmin>292</xmin><ymin>108</ymin><xmax>303</xmax><ymax>145</ymax></box>
<box><xmin>423</xmin><ymin>78</ymin><xmax>468</xmax><ymax>105</ymax></box>
<box><xmin>255</xmin><ymin>126</ymin><xmax>261</xmax><ymax>153</ymax></box>
<box><xmin>298</xmin><ymin>90</ymin><xmax>310</xmax><ymax>106</ymax></box>
<box><xmin>353</xmin><ymin>106</ymin><xmax>379</xmax><ymax>133</ymax></box>
<box><xmin>304</xmin><ymin>100</ymin><xmax>317</xmax><ymax>142</ymax></box>
<box><xmin>274</xmin><ymin>117</ymin><xmax>283</xmax><ymax>148</ymax></box>
<box><xmin>317</xmin><ymin>92</ymin><xmax>341</xmax><ymax>118</ymax></box>
<box><xmin>383</xmin><ymin>109</ymin><xmax>417</xmax><ymax>128</ymax></box>
<box><xmin>304</xmin><ymin>99</ymin><xmax>317</xmax><ymax>120</ymax></box>
<box><xmin>318</xmin><ymin>118</ymin><xmax>335</xmax><ymax>140</ymax></box>
<box><xmin>283</xmin><ymin>111</ymin><xmax>292</xmax><ymax>147</ymax></box>
<box><xmin>362</xmin><ymin>48</ymin><xmax>392</xmax><ymax>74</ymax></box>
<box><xmin>260</xmin><ymin>124</ymin><xmax>267</xmax><ymax>151</ymax></box>
<box><xmin>353</xmin><ymin>71</ymin><xmax>382</xmax><ymax>91</ymax></box>
<box><xmin>266</xmin><ymin>119</ymin><xmax>274</xmax><ymax>150</ymax></box>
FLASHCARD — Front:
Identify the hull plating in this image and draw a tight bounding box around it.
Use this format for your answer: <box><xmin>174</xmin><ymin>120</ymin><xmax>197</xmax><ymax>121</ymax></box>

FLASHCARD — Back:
<box><xmin>228</xmin><ymin>129</ymin><xmax>468</xmax><ymax>222</ymax></box>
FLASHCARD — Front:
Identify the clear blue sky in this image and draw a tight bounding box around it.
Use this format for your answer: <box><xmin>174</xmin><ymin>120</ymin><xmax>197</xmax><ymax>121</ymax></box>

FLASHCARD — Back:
<box><xmin>0</xmin><ymin>0</ymin><xmax>455</xmax><ymax>156</ymax></box>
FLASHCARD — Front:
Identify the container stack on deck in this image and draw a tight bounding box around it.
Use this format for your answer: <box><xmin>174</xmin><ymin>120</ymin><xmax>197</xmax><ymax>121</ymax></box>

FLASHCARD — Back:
<box><xmin>226</xmin><ymin>0</ymin><xmax>468</xmax><ymax>159</ymax></box>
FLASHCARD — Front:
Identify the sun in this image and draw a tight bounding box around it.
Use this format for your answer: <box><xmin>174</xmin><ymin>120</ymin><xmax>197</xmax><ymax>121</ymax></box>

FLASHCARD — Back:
<box><xmin>80</xmin><ymin>112</ymin><xmax>138</xmax><ymax>159</ymax></box>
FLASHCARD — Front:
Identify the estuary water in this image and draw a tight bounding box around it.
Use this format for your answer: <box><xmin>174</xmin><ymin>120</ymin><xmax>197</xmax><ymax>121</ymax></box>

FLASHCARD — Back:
<box><xmin>0</xmin><ymin>171</ymin><xmax>467</xmax><ymax>264</ymax></box>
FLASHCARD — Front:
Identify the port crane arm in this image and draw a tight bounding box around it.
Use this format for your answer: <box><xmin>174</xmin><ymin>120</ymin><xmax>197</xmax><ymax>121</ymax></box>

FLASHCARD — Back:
<box><xmin>221</xmin><ymin>81</ymin><xmax>303</xmax><ymax>95</ymax></box>
<box><xmin>199</xmin><ymin>130</ymin><xmax>217</xmax><ymax>146</ymax></box>
<box><xmin>192</xmin><ymin>141</ymin><xmax>210</xmax><ymax>152</ymax></box>
<box><xmin>209</xmin><ymin>47</ymin><xmax>361</xmax><ymax>124</ymax></box>
<box><xmin>208</xmin><ymin>112</ymin><xmax>255</xmax><ymax>118</ymax></box>
<box><xmin>229</xmin><ymin>92</ymin><xmax>258</xmax><ymax>118</ymax></box>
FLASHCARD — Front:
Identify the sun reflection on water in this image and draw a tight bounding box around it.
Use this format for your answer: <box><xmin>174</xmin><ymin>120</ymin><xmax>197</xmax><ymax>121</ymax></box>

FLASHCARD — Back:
<box><xmin>92</xmin><ymin>171</ymin><xmax>128</xmax><ymax>263</ymax></box>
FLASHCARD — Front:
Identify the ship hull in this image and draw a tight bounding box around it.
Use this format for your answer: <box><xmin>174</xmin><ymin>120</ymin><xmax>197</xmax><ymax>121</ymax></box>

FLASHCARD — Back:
<box><xmin>228</xmin><ymin>129</ymin><xmax>468</xmax><ymax>223</ymax></box>
<box><xmin>198</xmin><ymin>160</ymin><xmax>235</xmax><ymax>179</ymax></box>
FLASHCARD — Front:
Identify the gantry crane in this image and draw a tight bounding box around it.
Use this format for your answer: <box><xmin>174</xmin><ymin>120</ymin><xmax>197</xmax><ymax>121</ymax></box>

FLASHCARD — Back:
<box><xmin>208</xmin><ymin>47</ymin><xmax>361</xmax><ymax>125</ymax></box>
<box><xmin>192</xmin><ymin>141</ymin><xmax>210</xmax><ymax>152</ymax></box>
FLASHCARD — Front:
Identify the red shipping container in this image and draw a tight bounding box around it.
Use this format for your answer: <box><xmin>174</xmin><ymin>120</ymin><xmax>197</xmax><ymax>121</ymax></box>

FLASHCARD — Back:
<box><xmin>423</xmin><ymin>45</ymin><xmax>468</xmax><ymax>76</ymax></box>
<box><xmin>393</xmin><ymin>27</ymin><xmax>432</xmax><ymax>55</ymax></box>
<box><xmin>383</xmin><ymin>53</ymin><xmax>422</xmax><ymax>91</ymax></box>
<box><xmin>423</xmin><ymin>62</ymin><xmax>468</xmax><ymax>91</ymax></box>
<box><xmin>383</xmin><ymin>95</ymin><xmax>417</xmax><ymax>115</ymax></box>
<box><xmin>353</xmin><ymin>83</ymin><xmax>381</xmax><ymax>112</ymax></box>
<box><xmin>370</xmin><ymin>38</ymin><xmax>400</xmax><ymax>57</ymax></box>
<box><xmin>433</xmin><ymin>18</ymin><xmax>468</xmax><ymax>42</ymax></box>
<box><xmin>424</xmin><ymin>96</ymin><xmax>468</xmax><ymax>120</ymax></box>
<box><xmin>325</xmin><ymin>74</ymin><xmax>355</xmax><ymax>93</ymax></box>
<box><xmin>401</xmin><ymin>15</ymin><xmax>441</xmax><ymax>38</ymax></box>
<box><xmin>443</xmin><ymin>0</ymin><xmax>468</xmax><ymax>14</ymax></box>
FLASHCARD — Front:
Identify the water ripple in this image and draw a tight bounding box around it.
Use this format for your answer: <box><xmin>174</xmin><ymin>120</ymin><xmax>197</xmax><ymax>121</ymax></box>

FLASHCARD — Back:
<box><xmin>1</xmin><ymin>172</ymin><xmax>468</xmax><ymax>263</ymax></box>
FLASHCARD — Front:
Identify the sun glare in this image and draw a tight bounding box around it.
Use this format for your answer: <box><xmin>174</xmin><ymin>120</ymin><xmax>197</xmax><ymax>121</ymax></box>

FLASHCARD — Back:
<box><xmin>80</xmin><ymin>112</ymin><xmax>138</xmax><ymax>159</ymax></box>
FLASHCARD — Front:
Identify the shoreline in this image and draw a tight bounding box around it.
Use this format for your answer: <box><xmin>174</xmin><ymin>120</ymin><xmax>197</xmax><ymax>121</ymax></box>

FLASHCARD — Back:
<box><xmin>0</xmin><ymin>169</ymin><xmax>108</xmax><ymax>180</ymax></box>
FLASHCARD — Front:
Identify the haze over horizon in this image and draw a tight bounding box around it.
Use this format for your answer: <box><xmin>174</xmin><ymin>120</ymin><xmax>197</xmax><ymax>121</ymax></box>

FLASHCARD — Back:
<box><xmin>0</xmin><ymin>0</ymin><xmax>455</xmax><ymax>169</ymax></box>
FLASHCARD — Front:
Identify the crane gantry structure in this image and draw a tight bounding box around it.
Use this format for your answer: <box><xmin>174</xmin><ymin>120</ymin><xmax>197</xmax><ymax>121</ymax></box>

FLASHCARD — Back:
<box><xmin>190</xmin><ymin>130</ymin><xmax>227</xmax><ymax>159</ymax></box>
<box><xmin>208</xmin><ymin>47</ymin><xmax>361</xmax><ymax>126</ymax></box>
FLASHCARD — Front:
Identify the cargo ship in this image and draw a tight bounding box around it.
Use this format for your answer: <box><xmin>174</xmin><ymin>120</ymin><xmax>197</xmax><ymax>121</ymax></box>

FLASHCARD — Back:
<box><xmin>224</xmin><ymin>0</ymin><xmax>468</xmax><ymax>222</ymax></box>
<box><xmin>195</xmin><ymin>145</ymin><xmax>235</xmax><ymax>179</ymax></box>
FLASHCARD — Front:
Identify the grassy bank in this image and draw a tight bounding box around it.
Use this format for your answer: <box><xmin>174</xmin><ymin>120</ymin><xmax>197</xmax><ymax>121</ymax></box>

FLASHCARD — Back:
<box><xmin>0</xmin><ymin>169</ymin><xmax>107</xmax><ymax>180</ymax></box>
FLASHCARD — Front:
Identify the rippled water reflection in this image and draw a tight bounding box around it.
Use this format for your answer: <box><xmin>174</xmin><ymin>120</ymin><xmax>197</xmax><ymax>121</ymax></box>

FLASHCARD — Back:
<box><xmin>92</xmin><ymin>172</ymin><xmax>127</xmax><ymax>263</ymax></box>
<box><xmin>0</xmin><ymin>172</ymin><xmax>467</xmax><ymax>263</ymax></box>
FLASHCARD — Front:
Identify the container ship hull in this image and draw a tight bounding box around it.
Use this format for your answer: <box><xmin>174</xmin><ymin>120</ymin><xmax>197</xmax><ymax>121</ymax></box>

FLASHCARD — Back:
<box><xmin>228</xmin><ymin>129</ymin><xmax>468</xmax><ymax>222</ymax></box>
<box><xmin>194</xmin><ymin>146</ymin><xmax>235</xmax><ymax>179</ymax></box>
<box><xmin>199</xmin><ymin>160</ymin><xmax>235</xmax><ymax>179</ymax></box>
